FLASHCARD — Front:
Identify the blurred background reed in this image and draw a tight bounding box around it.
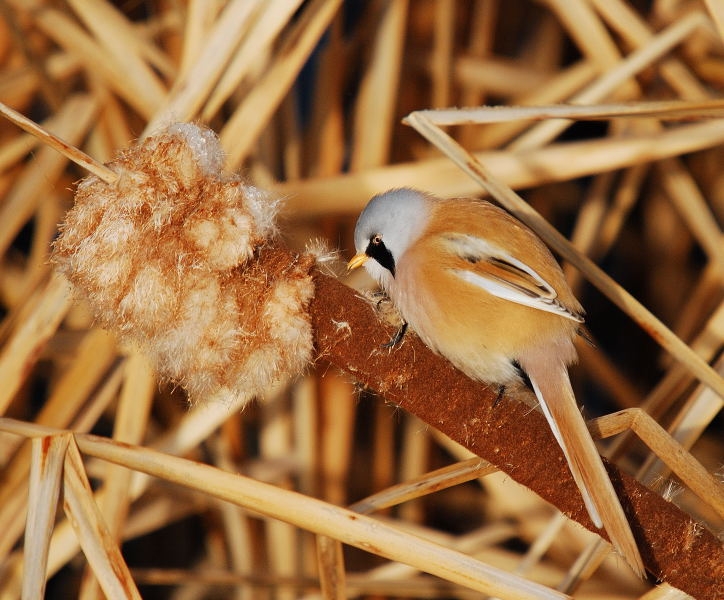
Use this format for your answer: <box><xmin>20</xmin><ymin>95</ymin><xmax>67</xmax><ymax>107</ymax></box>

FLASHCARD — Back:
<box><xmin>0</xmin><ymin>1</ymin><xmax>722</xmax><ymax>598</ymax></box>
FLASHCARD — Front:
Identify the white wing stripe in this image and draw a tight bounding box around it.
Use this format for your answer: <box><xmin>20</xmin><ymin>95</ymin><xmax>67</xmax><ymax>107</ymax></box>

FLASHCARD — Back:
<box><xmin>451</xmin><ymin>268</ymin><xmax>584</xmax><ymax>322</ymax></box>
<box><xmin>443</xmin><ymin>233</ymin><xmax>556</xmax><ymax>298</ymax></box>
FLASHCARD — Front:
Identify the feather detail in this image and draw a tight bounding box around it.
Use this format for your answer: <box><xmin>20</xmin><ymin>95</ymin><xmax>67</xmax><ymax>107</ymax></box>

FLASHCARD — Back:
<box><xmin>519</xmin><ymin>349</ymin><xmax>645</xmax><ymax>577</ymax></box>
<box><xmin>443</xmin><ymin>232</ymin><xmax>556</xmax><ymax>297</ymax></box>
<box><xmin>442</xmin><ymin>233</ymin><xmax>583</xmax><ymax>322</ymax></box>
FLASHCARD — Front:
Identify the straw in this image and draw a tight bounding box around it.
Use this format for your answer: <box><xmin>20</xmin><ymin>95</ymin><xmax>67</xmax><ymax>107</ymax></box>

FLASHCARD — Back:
<box><xmin>0</xmin><ymin>418</ymin><xmax>570</xmax><ymax>600</ymax></box>
<box><xmin>1</xmin><ymin>3</ymin><xmax>723</xmax><ymax>597</ymax></box>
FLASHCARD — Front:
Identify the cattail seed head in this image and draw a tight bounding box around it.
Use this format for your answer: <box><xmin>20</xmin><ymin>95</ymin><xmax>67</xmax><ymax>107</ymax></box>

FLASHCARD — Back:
<box><xmin>53</xmin><ymin>123</ymin><xmax>315</xmax><ymax>404</ymax></box>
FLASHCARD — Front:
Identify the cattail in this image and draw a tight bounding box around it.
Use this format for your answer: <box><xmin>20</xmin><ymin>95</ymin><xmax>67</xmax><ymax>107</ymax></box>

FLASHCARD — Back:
<box><xmin>53</xmin><ymin>123</ymin><xmax>315</xmax><ymax>404</ymax></box>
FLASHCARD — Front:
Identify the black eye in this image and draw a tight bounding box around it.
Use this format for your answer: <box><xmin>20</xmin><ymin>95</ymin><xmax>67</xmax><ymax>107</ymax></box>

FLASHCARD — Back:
<box><xmin>371</xmin><ymin>234</ymin><xmax>383</xmax><ymax>245</ymax></box>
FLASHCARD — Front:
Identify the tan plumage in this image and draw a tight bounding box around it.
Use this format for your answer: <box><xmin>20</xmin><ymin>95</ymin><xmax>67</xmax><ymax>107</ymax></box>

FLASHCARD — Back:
<box><xmin>349</xmin><ymin>188</ymin><xmax>644</xmax><ymax>577</ymax></box>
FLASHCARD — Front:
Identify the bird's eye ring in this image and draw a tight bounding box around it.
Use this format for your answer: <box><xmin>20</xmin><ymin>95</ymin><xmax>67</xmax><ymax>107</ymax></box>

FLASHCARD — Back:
<box><xmin>371</xmin><ymin>234</ymin><xmax>383</xmax><ymax>245</ymax></box>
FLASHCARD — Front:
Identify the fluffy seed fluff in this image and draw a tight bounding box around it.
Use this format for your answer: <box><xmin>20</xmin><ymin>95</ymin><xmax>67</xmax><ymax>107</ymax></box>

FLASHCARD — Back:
<box><xmin>52</xmin><ymin>123</ymin><xmax>315</xmax><ymax>404</ymax></box>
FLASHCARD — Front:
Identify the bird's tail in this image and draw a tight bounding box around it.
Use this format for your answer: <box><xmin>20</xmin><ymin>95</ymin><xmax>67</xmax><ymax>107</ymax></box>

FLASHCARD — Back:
<box><xmin>521</xmin><ymin>354</ymin><xmax>645</xmax><ymax>577</ymax></box>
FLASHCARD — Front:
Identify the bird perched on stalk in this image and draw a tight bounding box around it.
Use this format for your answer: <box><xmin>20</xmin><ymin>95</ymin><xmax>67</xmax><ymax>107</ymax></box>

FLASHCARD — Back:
<box><xmin>348</xmin><ymin>187</ymin><xmax>644</xmax><ymax>577</ymax></box>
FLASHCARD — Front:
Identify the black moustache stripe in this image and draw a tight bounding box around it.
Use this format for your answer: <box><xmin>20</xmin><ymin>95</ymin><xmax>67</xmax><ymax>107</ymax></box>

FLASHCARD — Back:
<box><xmin>366</xmin><ymin>241</ymin><xmax>396</xmax><ymax>277</ymax></box>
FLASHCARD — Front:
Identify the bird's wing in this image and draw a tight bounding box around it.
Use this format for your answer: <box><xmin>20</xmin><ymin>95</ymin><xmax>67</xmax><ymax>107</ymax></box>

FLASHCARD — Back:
<box><xmin>441</xmin><ymin>233</ymin><xmax>583</xmax><ymax>322</ymax></box>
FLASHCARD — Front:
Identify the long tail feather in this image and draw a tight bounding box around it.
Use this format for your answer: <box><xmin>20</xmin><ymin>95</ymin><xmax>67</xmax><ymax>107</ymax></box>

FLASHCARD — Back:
<box><xmin>522</xmin><ymin>355</ymin><xmax>645</xmax><ymax>577</ymax></box>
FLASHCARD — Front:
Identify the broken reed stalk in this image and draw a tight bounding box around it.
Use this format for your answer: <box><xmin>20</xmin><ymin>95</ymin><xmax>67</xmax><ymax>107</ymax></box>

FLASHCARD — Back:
<box><xmin>415</xmin><ymin>98</ymin><xmax>724</xmax><ymax>125</ymax></box>
<box><xmin>0</xmin><ymin>100</ymin><xmax>117</xmax><ymax>184</ymax></box>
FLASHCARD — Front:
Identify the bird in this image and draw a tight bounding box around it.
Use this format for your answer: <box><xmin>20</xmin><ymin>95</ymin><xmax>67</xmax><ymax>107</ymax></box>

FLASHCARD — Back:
<box><xmin>347</xmin><ymin>187</ymin><xmax>644</xmax><ymax>576</ymax></box>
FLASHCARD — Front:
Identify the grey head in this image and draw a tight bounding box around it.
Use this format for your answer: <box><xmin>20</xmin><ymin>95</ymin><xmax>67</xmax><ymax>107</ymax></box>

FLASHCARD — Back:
<box><xmin>353</xmin><ymin>188</ymin><xmax>432</xmax><ymax>286</ymax></box>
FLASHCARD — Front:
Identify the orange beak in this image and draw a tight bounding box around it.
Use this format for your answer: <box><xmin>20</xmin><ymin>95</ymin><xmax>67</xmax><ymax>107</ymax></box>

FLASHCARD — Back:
<box><xmin>347</xmin><ymin>252</ymin><xmax>369</xmax><ymax>271</ymax></box>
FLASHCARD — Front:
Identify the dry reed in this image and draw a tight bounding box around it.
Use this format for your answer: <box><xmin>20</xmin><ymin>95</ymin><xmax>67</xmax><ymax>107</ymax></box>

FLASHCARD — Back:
<box><xmin>0</xmin><ymin>2</ymin><xmax>722</xmax><ymax>599</ymax></box>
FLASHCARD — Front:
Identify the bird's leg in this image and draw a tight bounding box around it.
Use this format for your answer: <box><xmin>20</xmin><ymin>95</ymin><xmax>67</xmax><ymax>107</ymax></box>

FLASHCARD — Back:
<box><xmin>493</xmin><ymin>385</ymin><xmax>505</xmax><ymax>407</ymax></box>
<box><xmin>383</xmin><ymin>321</ymin><xmax>408</xmax><ymax>348</ymax></box>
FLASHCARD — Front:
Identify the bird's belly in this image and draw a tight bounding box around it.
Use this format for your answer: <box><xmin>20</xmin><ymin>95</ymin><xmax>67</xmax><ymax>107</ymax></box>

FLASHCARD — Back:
<box><xmin>389</xmin><ymin>267</ymin><xmax>576</xmax><ymax>385</ymax></box>
<box><xmin>389</xmin><ymin>278</ymin><xmax>522</xmax><ymax>384</ymax></box>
